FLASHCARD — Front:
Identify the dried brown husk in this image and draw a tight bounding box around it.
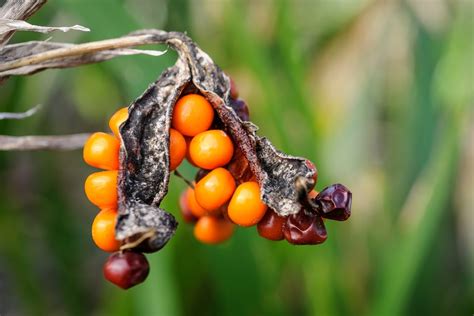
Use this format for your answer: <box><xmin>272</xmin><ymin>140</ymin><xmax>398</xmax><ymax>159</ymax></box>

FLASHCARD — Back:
<box><xmin>114</xmin><ymin>31</ymin><xmax>316</xmax><ymax>253</ymax></box>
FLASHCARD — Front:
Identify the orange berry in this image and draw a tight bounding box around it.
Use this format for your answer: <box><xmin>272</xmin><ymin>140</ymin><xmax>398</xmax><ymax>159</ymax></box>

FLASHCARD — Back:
<box><xmin>194</xmin><ymin>215</ymin><xmax>234</xmax><ymax>244</ymax></box>
<box><xmin>228</xmin><ymin>181</ymin><xmax>267</xmax><ymax>227</ymax></box>
<box><xmin>109</xmin><ymin>107</ymin><xmax>129</xmax><ymax>138</ymax></box>
<box><xmin>169</xmin><ymin>128</ymin><xmax>186</xmax><ymax>171</ymax></box>
<box><xmin>309</xmin><ymin>190</ymin><xmax>319</xmax><ymax>199</ymax></box>
<box><xmin>185</xmin><ymin>186</ymin><xmax>208</xmax><ymax>218</ymax></box>
<box><xmin>195</xmin><ymin>168</ymin><xmax>236</xmax><ymax>211</ymax></box>
<box><xmin>189</xmin><ymin>130</ymin><xmax>234</xmax><ymax>170</ymax></box>
<box><xmin>92</xmin><ymin>208</ymin><xmax>121</xmax><ymax>252</ymax></box>
<box><xmin>85</xmin><ymin>170</ymin><xmax>118</xmax><ymax>208</ymax></box>
<box><xmin>83</xmin><ymin>132</ymin><xmax>120</xmax><ymax>170</ymax></box>
<box><xmin>172</xmin><ymin>94</ymin><xmax>214</xmax><ymax>136</ymax></box>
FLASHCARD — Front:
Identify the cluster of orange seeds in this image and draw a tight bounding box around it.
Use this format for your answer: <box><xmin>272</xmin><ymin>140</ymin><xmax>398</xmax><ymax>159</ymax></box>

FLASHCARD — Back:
<box><xmin>83</xmin><ymin>108</ymin><xmax>128</xmax><ymax>252</ymax></box>
<box><xmin>84</xmin><ymin>90</ymin><xmax>311</xmax><ymax>249</ymax></box>
<box><xmin>172</xmin><ymin>94</ymin><xmax>270</xmax><ymax>244</ymax></box>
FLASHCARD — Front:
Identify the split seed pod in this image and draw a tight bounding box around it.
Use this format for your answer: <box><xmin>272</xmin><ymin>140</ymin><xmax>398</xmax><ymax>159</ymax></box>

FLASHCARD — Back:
<box><xmin>114</xmin><ymin>30</ymin><xmax>348</xmax><ymax>253</ymax></box>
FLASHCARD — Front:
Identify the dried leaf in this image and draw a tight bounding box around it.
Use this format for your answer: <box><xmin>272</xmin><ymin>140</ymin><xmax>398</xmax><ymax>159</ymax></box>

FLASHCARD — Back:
<box><xmin>0</xmin><ymin>18</ymin><xmax>90</xmax><ymax>35</ymax></box>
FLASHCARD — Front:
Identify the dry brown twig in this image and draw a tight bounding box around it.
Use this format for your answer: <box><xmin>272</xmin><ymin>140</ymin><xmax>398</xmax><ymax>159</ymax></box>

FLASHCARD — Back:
<box><xmin>0</xmin><ymin>0</ymin><xmax>168</xmax><ymax>151</ymax></box>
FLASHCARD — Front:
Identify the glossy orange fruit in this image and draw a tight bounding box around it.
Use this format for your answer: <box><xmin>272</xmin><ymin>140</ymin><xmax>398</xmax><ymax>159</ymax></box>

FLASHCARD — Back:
<box><xmin>84</xmin><ymin>170</ymin><xmax>118</xmax><ymax>208</ymax></box>
<box><xmin>194</xmin><ymin>168</ymin><xmax>236</xmax><ymax>211</ymax></box>
<box><xmin>194</xmin><ymin>215</ymin><xmax>234</xmax><ymax>244</ymax></box>
<box><xmin>189</xmin><ymin>130</ymin><xmax>234</xmax><ymax>170</ymax></box>
<box><xmin>227</xmin><ymin>181</ymin><xmax>267</xmax><ymax>227</ymax></box>
<box><xmin>171</xmin><ymin>94</ymin><xmax>214</xmax><ymax>137</ymax></box>
<box><xmin>169</xmin><ymin>128</ymin><xmax>187</xmax><ymax>171</ymax></box>
<box><xmin>83</xmin><ymin>132</ymin><xmax>120</xmax><ymax>170</ymax></box>
<box><xmin>184</xmin><ymin>186</ymin><xmax>208</xmax><ymax>218</ymax></box>
<box><xmin>109</xmin><ymin>107</ymin><xmax>129</xmax><ymax>138</ymax></box>
<box><xmin>92</xmin><ymin>208</ymin><xmax>121</xmax><ymax>252</ymax></box>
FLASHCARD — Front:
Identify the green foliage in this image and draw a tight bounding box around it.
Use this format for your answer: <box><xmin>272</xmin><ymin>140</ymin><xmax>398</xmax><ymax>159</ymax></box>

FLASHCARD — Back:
<box><xmin>0</xmin><ymin>0</ymin><xmax>472</xmax><ymax>315</ymax></box>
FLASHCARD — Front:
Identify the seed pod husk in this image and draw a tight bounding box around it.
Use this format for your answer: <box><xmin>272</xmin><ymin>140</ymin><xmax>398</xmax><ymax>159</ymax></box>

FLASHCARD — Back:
<box><xmin>114</xmin><ymin>30</ymin><xmax>343</xmax><ymax>253</ymax></box>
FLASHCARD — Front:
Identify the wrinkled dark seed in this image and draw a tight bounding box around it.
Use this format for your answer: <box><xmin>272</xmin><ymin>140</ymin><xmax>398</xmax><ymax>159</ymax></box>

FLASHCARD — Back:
<box><xmin>283</xmin><ymin>212</ymin><xmax>327</xmax><ymax>245</ymax></box>
<box><xmin>314</xmin><ymin>184</ymin><xmax>352</xmax><ymax>221</ymax></box>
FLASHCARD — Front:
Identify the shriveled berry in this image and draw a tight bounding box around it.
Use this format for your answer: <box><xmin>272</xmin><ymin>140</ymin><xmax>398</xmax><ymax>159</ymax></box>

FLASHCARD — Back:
<box><xmin>103</xmin><ymin>251</ymin><xmax>150</xmax><ymax>289</ymax></box>
<box><xmin>172</xmin><ymin>94</ymin><xmax>214</xmax><ymax>136</ymax></box>
<box><xmin>83</xmin><ymin>132</ymin><xmax>120</xmax><ymax>170</ymax></box>
<box><xmin>169</xmin><ymin>128</ymin><xmax>186</xmax><ymax>171</ymax></box>
<box><xmin>189</xmin><ymin>130</ymin><xmax>234</xmax><ymax>170</ymax></box>
<box><xmin>195</xmin><ymin>168</ymin><xmax>236</xmax><ymax>211</ymax></box>
<box><xmin>315</xmin><ymin>184</ymin><xmax>351</xmax><ymax>221</ymax></box>
<box><xmin>92</xmin><ymin>208</ymin><xmax>121</xmax><ymax>252</ymax></box>
<box><xmin>109</xmin><ymin>107</ymin><xmax>128</xmax><ymax>139</ymax></box>
<box><xmin>179</xmin><ymin>189</ymin><xmax>198</xmax><ymax>223</ymax></box>
<box><xmin>257</xmin><ymin>209</ymin><xmax>286</xmax><ymax>241</ymax></box>
<box><xmin>230</xmin><ymin>99</ymin><xmax>249</xmax><ymax>121</ymax></box>
<box><xmin>228</xmin><ymin>181</ymin><xmax>267</xmax><ymax>227</ymax></box>
<box><xmin>194</xmin><ymin>215</ymin><xmax>234</xmax><ymax>244</ymax></box>
<box><xmin>85</xmin><ymin>170</ymin><xmax>118</xmax><ymax>208</ymax></box>
<box><xmin>283</xmin><ymin>212</ymin><xmax>327</xmax><ymax>245</ymax></box>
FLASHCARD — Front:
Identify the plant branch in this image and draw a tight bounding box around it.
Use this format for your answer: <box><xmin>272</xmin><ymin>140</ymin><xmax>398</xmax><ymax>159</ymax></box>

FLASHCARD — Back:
<box><xmin>0</xmin><ymin>133</ymin><xmax>90</xmax><ymax>150</ymax></box>
<box><xmin>0</xmin><ymin>30</ymin><xmax>170</xmax><ymax>80</ymax></box>
<box><xmin>0</xmin><ymin>104</ymin><xmax>41</xmax><ymax>120</ymax></box>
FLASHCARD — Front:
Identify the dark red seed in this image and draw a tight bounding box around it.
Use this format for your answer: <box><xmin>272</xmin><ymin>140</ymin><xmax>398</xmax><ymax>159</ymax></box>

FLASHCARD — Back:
<box><xmin>230</xmin><ymin>99</ymin><xmax>250</xmax><ymax>121</ymax></box>
<box><xmin>103</xmin><ymin>252</ymin><xmax>150</xmax><ymax>289</ymax></box>
<box><xmin>257</xmin><ymin>209</ymin><xmax>286</xmax><ymax>241</ymax></box>
<box><xmin>230</xmin><ymin>78</ymin><xmax>239</xmax><ymax>99</ymax></box>
<box><xmin>179</xmin><ymin>190</ymin><xmax>198</xmax><ymax>223</ymax></box>
<box><xmin>283</xmin><ymin>212</ymin><xmax>327</xmax><ymax>245</ymax></box>
<box><xmin>314</xmin><ymin>184</ymin><xmax>351</xmax><ymax>221</ymax></box>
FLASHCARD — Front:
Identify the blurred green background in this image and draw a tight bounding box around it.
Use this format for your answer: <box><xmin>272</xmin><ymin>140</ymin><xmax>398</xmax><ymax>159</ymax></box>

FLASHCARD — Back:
<box><xmin>0</xmin><ymin>0</ymin><xmax>473</xmax><ymax>315</ymax></box>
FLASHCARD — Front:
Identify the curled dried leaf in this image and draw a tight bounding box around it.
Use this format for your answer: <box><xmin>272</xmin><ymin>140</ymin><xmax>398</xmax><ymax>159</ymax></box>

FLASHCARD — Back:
<box><xmin>0</xmin><ymin>18</ymin><xmax>89</xmax><ymax>34</ymax></box>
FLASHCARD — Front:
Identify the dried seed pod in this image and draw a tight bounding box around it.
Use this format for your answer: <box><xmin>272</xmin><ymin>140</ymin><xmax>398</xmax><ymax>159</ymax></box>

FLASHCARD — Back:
<box><xmin>113</xmin><ymin>30</ymin><xmax>342</xmax><ymax>253</ymax></box>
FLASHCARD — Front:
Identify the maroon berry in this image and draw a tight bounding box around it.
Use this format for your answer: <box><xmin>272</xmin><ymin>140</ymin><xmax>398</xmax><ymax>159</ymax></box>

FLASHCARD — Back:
<box><xmin>257</xmin><ymin>209</ymin><xmax>286</xmax><ymax>241</ymax></box>
<box><xmin>315</xmin><ymin>184</ymin><xmax>351</xmax><ymax>221</ymax></box>
<box><xmin>230</xmin><ymin>78</ymin><xmax>239</xmax><ymax>99</ymax></box>
<box><xmin>103</xmin><ymin>252</ymin><xmax>150</xmax><ymax>289</ymax></box>
<box><xmin>283</xmin><ymin>212</ymin><xmax>327</xmax><ymax>245</ymax></box>
<box><xmin>230</xmin><ymin>99</ymin><xmax>250</xmax><ymax>121</ymax></box>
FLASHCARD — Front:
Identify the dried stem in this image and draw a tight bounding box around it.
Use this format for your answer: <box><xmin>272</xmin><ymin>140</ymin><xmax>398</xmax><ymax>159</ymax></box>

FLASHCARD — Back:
<box><xmin>0</xmin><ymin>104</ymin><xmax>41</xmax><ymax>120</ymax></box>
<box><xmin>0</xmin><ymin>33</ymin><xmax>161</xmax><ymax>72</ymax></box>
<box><xmin>0</xmin><ymin>133</ymin><xmax>90</xmax><ymax>151</ymax></box>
